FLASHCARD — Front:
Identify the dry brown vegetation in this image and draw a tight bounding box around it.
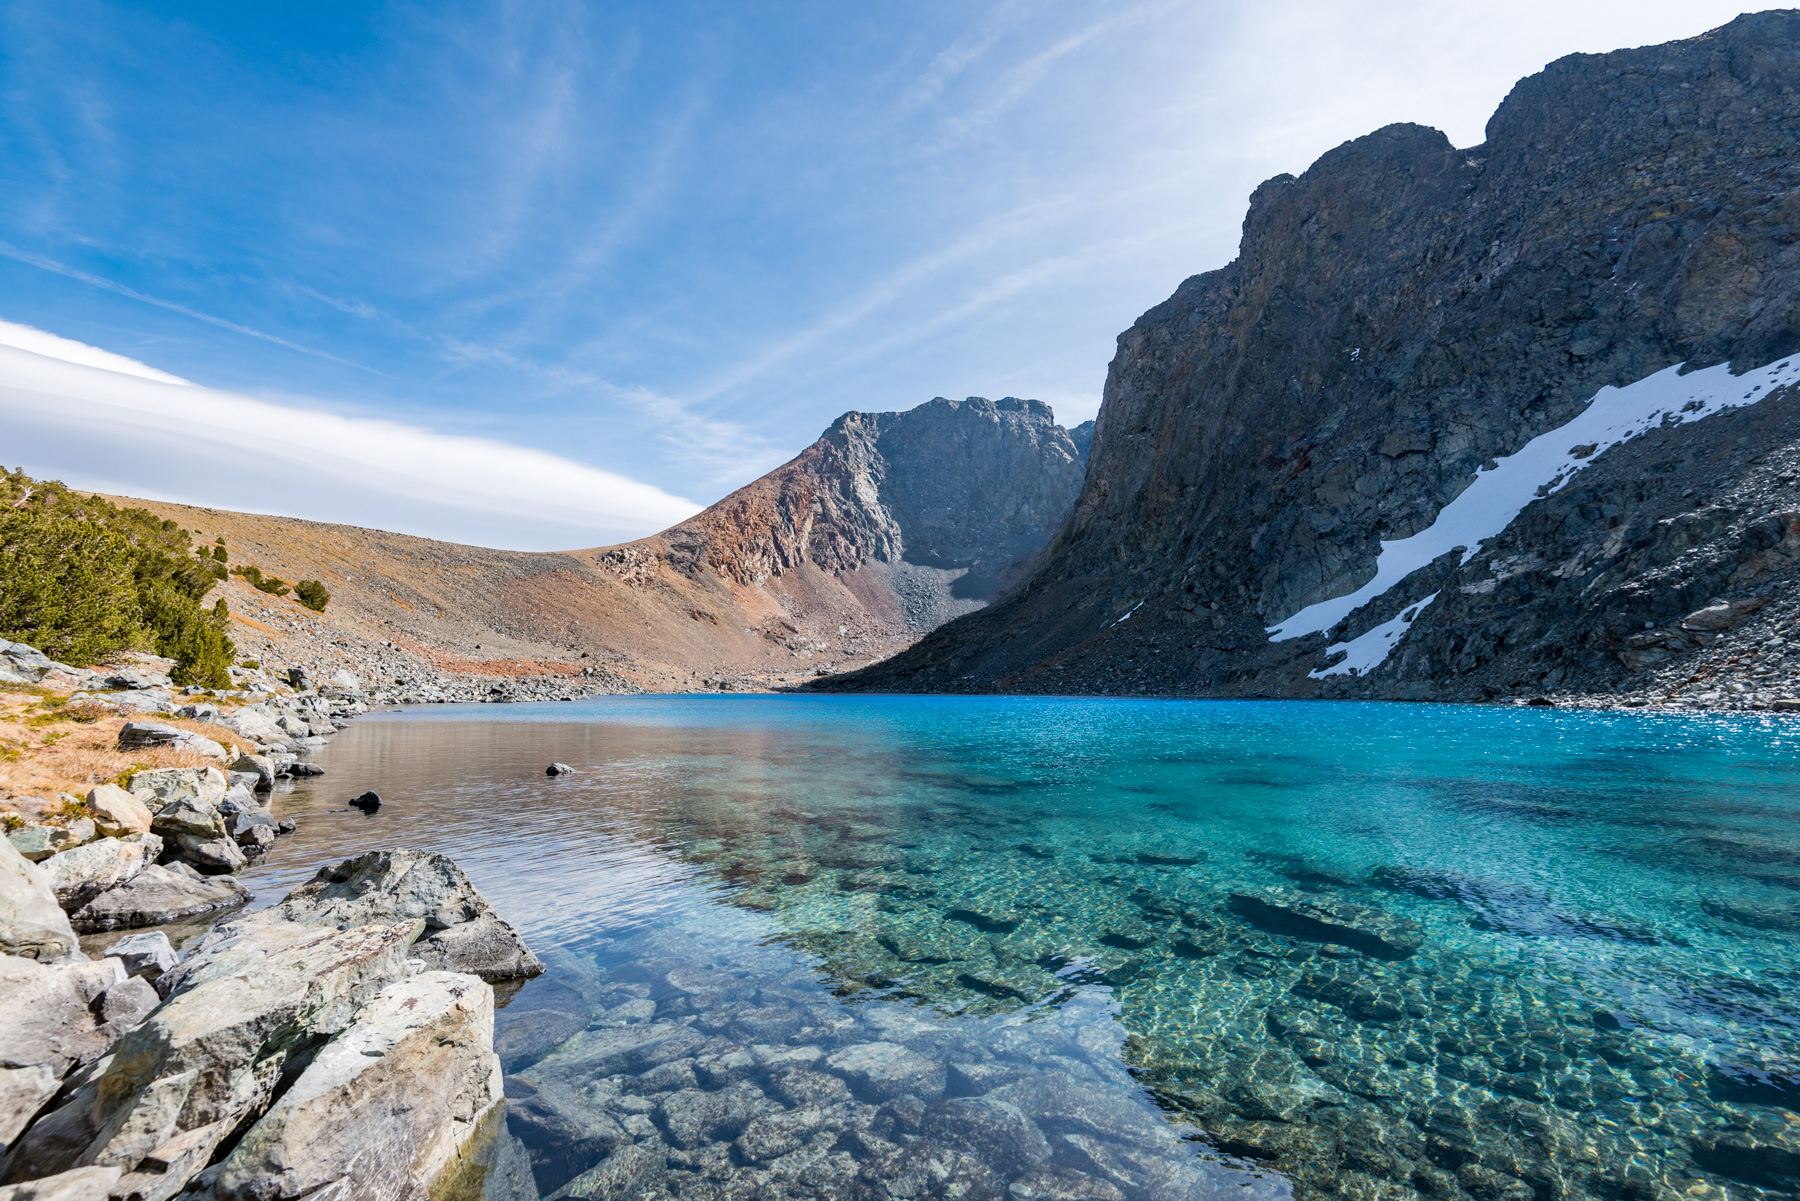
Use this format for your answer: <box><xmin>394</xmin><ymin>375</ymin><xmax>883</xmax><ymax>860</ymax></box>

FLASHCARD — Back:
<box><xmin>0</xmin><ymin>685</ymin><xmax>246</xmax><ymax>819</ymax></box>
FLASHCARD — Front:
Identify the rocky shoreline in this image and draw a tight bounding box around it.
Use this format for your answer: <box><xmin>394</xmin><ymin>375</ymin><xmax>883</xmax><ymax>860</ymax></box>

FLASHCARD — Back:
<box><xmin>0</xmin><ymin>844</ymin><xmax>541</xmax><ymax>1200</ymax></box>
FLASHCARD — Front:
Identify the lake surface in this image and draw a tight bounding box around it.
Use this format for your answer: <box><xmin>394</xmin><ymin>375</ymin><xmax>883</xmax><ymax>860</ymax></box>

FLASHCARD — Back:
<box><xmin>237</xmin><ymin>696</ymin><xmax>1800</xmax><ymax>1201</ymax></box>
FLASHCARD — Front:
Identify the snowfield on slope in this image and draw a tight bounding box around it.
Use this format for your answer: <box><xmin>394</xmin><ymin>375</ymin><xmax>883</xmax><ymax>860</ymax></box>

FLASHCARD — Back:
<box><xmin>1269</xmin><ymin>355</ymin><xmax>1800</xmax><ymax>662</ymax></box>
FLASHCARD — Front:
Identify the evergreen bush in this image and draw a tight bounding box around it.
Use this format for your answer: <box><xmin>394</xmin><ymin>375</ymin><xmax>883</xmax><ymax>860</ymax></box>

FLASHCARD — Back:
<box><xmin>294</xmin><ymin>579</ymin><xmax>330</xmax><ymax>612</ymax></box>
<box><xmin>0</xmin><ymin>467</ymin><xmax>235</xmax><ymax>686</ymax></box>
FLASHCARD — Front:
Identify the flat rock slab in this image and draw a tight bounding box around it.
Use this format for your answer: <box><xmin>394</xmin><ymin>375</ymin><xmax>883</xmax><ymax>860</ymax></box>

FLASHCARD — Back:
<box><xmin>825</xmin><ymin>1041</ymin><xmax>946</xmax><ymax>1102</ymax></box>
<box><xmin>1227</xmin><ymin>890</ymin><xmax>1423</xmax><ymax>959</ymax></box>
<box><xmin>68</xmin><ymin>863</ymin><xmax>249</xmax><ymax>932</ymax></box>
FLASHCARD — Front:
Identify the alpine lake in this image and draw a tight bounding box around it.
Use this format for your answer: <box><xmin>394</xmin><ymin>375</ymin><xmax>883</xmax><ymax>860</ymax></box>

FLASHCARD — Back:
<box><xmin>233</xmin><ymin>695</ymin><xmax>1800</xmax><ymax>1201</ymax></box>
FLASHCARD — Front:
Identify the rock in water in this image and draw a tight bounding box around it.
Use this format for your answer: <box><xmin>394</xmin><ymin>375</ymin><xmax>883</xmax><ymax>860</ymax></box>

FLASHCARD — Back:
<box><xmin>208</xmin><ymin>971</ymin><xmax>502</xmax><ymax>1200</ymax></box>
<box><xmin>1227</xmin><ymin>890</ymin><xmax>1424</xmax><ymax>959</ymax></box>
<box><xmin>546</xmin><ymin>762</ymin><xmax>574</xmax><ymax>776</ymax></box>
<box><xmin>67</xmin><ymin>863</ymin><xmax>250</xmax><ymax>932</ymax></box>
<box><xmin>0</xmin><ymin>836</ymin><xmax>80</xmax><ymax>961</ymax></box>
<box><xmin>350</xmin><ymin>791</ymin><xmax>382</xmax><ymax>811</ymax></box>
<box><xmin>217</xmin><ymin>848</ymin><xmax>544</xmax><ymax>981</ymax></box>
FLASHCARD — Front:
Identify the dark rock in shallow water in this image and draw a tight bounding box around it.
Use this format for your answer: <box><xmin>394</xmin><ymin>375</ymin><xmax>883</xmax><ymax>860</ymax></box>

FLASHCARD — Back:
<box><xmin>349</xmin><ymin>790</ymin><xmax>382</xmax><ymax>811</ymax></box>
<box><xmin>946</xmin><ymin>905</ymin><xmax>1021</xmax><ymax>933</ymax></box>
<box><xmin>1228</xmin><ymin>890</ymin><xmax>1423</xmax><ymax>959</ymax></box>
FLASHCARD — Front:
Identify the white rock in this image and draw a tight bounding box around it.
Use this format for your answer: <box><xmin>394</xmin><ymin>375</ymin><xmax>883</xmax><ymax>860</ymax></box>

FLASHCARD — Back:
<box><xmin>109</xmin><ymin>930</ymin><xmax>179</xmax><ymax>980</ymax></box>
<box><xmin>128</xmin><ymin>767</ymin><xmax>228</xmax><ymax>809</ymax></box>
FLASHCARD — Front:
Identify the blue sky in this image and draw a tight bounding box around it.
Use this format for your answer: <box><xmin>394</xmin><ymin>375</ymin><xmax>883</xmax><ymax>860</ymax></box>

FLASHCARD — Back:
<box><xmin>0</xmin><ymin>0</ymin><xmax>1776</xmax><ymax>548</ymax></box>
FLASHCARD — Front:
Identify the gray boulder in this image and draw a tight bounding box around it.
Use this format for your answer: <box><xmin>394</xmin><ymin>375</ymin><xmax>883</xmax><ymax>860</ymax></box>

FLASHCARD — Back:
<box><xmin>108</xmin><ymin>931</ymin><xmax>178</xmax><ymax>981</ymax></box>
<box><xmin>0</xmin><ymin>954</ymin><xmax>157</xmax><ymax>1145</ymax></box>
<box><xmin>68</xmin><ymin>863</ymin><xmax>250</xmax><ymax>933</ymax></box>
<box><xmin>209</xmin><ymin>971</ymin><xmax>502</xmax><ymax>1200</ymax></box>
<box><xmin>229</xmin><ymin>754</ymin><xmax>277</xmax><ymax>789</ymax></box>
<box><xmin>129</xmin><ymin>767</ymin><xmax>228</xmax><ymax>810</ymax></box>
<box><xmin>1</xmin><ymin>920</ymin><xmax>421</xmax><ymax>1194</ymax></box>
<box><xmin>229</xmin><ymin>849</ymin><xmax>543</xmax><ymax>981</ymax></box>
<box><xmin>0</xmin><ymin>837</ymin><xmax>79</xmax><ymax>961</ymax></box>
<box><xmin>35</xmin><ymin>834</ymin><xmax>162</xmax><ymax>912</ymax></box>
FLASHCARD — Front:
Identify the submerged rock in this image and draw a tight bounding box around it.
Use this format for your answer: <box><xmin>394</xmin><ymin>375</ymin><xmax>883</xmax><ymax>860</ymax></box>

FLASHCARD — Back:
<box><xmin>1227</xmin><ymin>890</ymin><xmax>1423</xmax><ymax>959</ymax></box>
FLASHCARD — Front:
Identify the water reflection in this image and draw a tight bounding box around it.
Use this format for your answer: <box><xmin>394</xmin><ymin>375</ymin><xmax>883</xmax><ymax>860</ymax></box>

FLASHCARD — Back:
<box><xmin>234</xmin><ymin>696</ymin><xmax>1800</xmax><ymax>1201</ymax></box>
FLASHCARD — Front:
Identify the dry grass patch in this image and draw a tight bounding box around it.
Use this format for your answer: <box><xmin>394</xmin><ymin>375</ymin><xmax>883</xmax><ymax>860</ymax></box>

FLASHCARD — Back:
<box><xmin>0</xmin><ymin>688</ymin><xmax>245</xmax><ymax>819</ymax></box>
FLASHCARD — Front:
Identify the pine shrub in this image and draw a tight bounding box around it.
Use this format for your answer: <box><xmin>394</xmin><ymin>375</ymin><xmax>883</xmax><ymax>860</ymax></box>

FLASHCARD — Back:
<box><xmin>0</xmin><ymin>467</ymin><xmax>235</xmax><ymax>685</ymax></box>
<box><xmin>295</xmin><ymin>579</ymin><xmax>330</xmax><ymax>612</ymax></box>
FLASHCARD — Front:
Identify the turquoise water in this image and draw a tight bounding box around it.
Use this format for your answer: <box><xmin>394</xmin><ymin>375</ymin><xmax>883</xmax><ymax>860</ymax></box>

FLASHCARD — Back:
<box><xmin>242</xmin><ymin>697</ymin><xmax>1800</xmax><ymax>1200</ymax></box>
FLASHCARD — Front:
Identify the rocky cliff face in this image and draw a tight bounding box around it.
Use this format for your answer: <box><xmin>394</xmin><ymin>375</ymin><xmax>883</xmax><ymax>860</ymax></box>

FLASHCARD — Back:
<box><xmin>658</xmin><ymin>396</ymin><xmax>1085</xmax><ymax>602</ymax></box>
<box><xmin>833</xmin><ymin>12</ymin><xmax>1800</xmax><ymax>707</ymax></box>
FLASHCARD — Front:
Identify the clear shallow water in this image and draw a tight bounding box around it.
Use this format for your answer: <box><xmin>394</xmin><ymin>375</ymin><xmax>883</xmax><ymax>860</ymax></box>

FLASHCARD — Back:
<box><xmin>237</xmin><ymin>696</ymin><xmax>1800</xmax><ymax>1201</ymax></box>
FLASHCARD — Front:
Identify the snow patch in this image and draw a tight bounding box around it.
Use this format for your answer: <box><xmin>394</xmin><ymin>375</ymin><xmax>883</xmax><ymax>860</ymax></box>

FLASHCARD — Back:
<box><xmin>1311</xmin><ymin>593</ymin><xmax>1439</xmax><ymax>678</ymax></box>
<box><xmin>1269</xmin><ymin>355</ymin><xmax>1800</xmax><ymax>643</ymax></box>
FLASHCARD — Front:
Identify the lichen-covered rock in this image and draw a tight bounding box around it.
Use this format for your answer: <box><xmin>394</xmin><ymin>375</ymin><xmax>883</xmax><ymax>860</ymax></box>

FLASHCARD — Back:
<box><xmin>36</xmin><ymin>834</ymin><xmax>163</xmax><ymax>912</ymax></box>
<box><xmin>210</xmin><ymin>971</ymin><xmax>502</xmax><ymax>1201</ymax></box>
<box><xmin>67</xmin><ymin>863</ymin><xmax>249</xmax><ymax>933</ymax></box>
<box><xmin>4</xmin><ymin>828</ymin><xmax>73</xmax><ymax>864</ymax></box>
<box><xmin>0</xmin><ymin>837</ymin><xmax>79</xmax><ymax>961</ymax></box>
<box><xmin>224</xmin><ymin>849</ymin><xmax>542</xmax><ymax>981</ymax></box>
